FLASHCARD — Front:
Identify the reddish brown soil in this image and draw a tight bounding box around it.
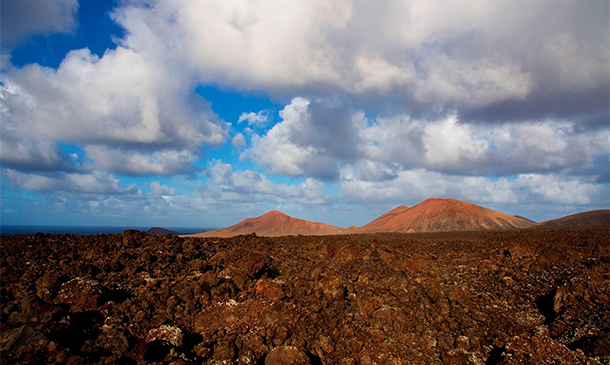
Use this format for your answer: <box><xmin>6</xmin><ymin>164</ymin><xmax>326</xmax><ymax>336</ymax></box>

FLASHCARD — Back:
<box><xmin>1</xmin><ymin>227</ymin><xmax>609</xmax><ymax>364</ymax></box>
<box><xmin>357</xmin><ymin>198</ymin><xmax>535</xmax><ymax>233</ymax></box>
<box><xmin>356</xmin><ymin>206</ymin><xmax>411</xmax><ymax>233</ymax></box>
<box><xmin>536</xmin><ymin>209</ymin><xmax>610</xmax><ymax>229</ymax></box>
<box><xmin>188</xmin><ymin>210</ymin><xmax>348</xmax><ymax>237</ymax></box>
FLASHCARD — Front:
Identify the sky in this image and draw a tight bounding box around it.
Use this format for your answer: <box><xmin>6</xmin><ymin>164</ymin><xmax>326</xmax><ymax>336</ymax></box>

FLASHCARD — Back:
<box><xmin>1</xmin><ymin>0</ymin><xmax>609</xmax><ymax>229</ymax></box>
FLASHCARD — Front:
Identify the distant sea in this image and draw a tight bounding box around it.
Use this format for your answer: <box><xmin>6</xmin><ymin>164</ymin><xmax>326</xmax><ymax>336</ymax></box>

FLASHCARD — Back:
<box><xmin>0</xmin><ymin>226</ymin><xmax>215</xmax><ymax>236</ymax></box>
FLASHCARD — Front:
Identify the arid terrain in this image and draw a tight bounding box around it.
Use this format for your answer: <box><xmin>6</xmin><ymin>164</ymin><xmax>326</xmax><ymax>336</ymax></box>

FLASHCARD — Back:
<box><xmin>191</xmin><ymin>211</ymin><xmax>347</xmax><ymax>238</ymax></box>
<box><xmin>1</xmin><ymin>226</ymin><xmax>609</xmax><ymax>364</ymax></box>
<box><xmin>187</xmin><ymin>199</ymin><xmax>609</xmax><ymax>240</ymax></box>
<box><xmin>355</xmin><ymin>199</ymin><xmax>534</xmax><ymax>234</ymax></box>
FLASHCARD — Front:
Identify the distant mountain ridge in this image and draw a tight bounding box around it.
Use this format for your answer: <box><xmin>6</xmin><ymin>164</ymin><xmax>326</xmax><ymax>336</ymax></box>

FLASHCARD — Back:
<box><xmin>184</xmin><ymin>199</ymin><xmax>606</xmax><ymax>238</ymax></box>
<box><xmin>536</xmin><ymin>210</ymin><xmax>610</xmax><ymax>228</ymax></box>
<box><xmin>146</xmin><ymin>227</ymin><xmax>180</xmax><ymax>235</ymax></box>
<box><xmin>187</xmin><ymin>210</ymin><xmax>348</xmax><ymax>237</ymax></box>
<box><xmin>356</xmin><ymin>198</ymin><xmax>535</xmax><ymax>233</ymax></box>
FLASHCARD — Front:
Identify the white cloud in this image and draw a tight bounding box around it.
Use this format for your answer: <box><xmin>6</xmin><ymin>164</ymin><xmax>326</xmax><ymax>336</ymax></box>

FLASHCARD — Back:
<box><xmin>231</xmin><ymin>133</ymin><xmax>247</xmax><ymax>147</ymax></box>
<box><xmin>414</xmin><ymin>55</ymin><xmax>533</xmax><ymax>105</ymax></box>
<box><xmin>2</xmin><ymin>169</ymin><xmax>142</xmax><ymax>200</ymax></box>
<box><xmin>1</xmin><ymin>47</ymin><xmax>228</xmax><ymax>176</ymax></box>
<box><xmin>351</xmin><ymin>56</ymin><xmax>415</xmax><ymax>93</ymax></box>
<box><xmin>0</xmin><ymin>132</ymin><xmax>82</xmax><ymax>173</ymax></box>
<box><xmin>1</xmin><ymin>0</ymin><xmax>607</xmax><ymax>226</ymax></box>
<box><xmin>238</xmin><ymin>111</ymin><xmax>269</xmax><ymax>126</ymax></box>
<box><xmin>245</xmin><ymin>98</ymin><xmax>318</xmax><ymax>176</ymax></box>
<box><xmin>244</xmin><ymin>97</ymin><xmax>365</xmax><ymax>180</ymax></box>
<box><xmin>107</xmin><ymin>0</ymin><xmax>607</xmax><ymax>111</ymax></box>
<box><xmin>2</xmin><ymin>48</ymin><xmax>225</xmax><ymax>146</ymax></box>
<box><xmin>203</xmin><ymin>160</ymin><xmax>327</xmax><ymax>205</ymax></box>
<box><xmin>338</xmin><ymin>169</ymin><xmax>608</xmax><ymax>208</ymax></box>
<box><xmin>245</xmin><ymin>98</ymin><xmax>607</xmax><ymax>180</ymax></box>
<box><xmin>150</xmin><ymin>181</ymin><xmax>176</xmax><ymax>196</ymax></box>
<box><xmin>1</xmin><ymin>0</ymin><xmax>79</xmax><ymax>46</ymax></box>
<box><xmin>422</xmin><ymin>115</ymin><xmax>490</xmax><ymax>168</ymax></box>
<box><xmin>85</xmin><ymin>146</ymin><xmax>199</xmax><ymax>176</ymax></box>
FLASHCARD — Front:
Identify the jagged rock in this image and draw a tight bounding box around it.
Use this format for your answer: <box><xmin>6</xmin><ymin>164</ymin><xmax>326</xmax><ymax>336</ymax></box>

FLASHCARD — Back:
<box><xmin>55</xmin><ymin>277</ymin><xmax>105</xmax><ymax>312</ymax></box>
<box><xmin>146</xmin><ymin>325</ymin><xmax>183</xmax><ymax>347</ymax></box>
<box><xmin>214</xmin><ymin>341</ymin><xmax>237</xmax><ymax>361</ymax></box>
<box><xmin>265</xmin><ymin>346</ymin><xmax>311</xmax><ymax>365</ymax></box>
<box><xmin>36</xmin><ymin>270</ymin><xmax>63</xmax><ymax>301</ymax></box>
<box><xmin>97</xmin><ymin>325</ymin><xmax>131</xmax><ymax>353</ymax></box>
<box><xmin>255</xmin><ymin>278</ymin><xmax>285</xmax><ymax>300</ymax></box>
<box><xmin>0</xmin><ymin>324</ymin><xmax>47</xmax><ymax>352</ymax></box>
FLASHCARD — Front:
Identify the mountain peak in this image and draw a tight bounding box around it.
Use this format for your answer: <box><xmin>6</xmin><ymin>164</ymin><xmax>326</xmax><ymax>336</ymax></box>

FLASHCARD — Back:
<box><xmin>357</xmin><ymin>198</ymin><xmax>535</xmax><ymax>233</ymax></box>
<box><xmin>264</xmin><ymin>210</ymin><xmax>289</xmax><ymax>217</ymax></box>
<box><xmin>189</xmin><ymin>210</ymin><xmax>347</xmax><ymax>237</ymax></box>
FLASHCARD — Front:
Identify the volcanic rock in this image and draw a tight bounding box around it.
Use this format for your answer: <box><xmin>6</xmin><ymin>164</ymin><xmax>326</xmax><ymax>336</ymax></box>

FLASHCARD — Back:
<box><xmin>146</xmin><ymin>325</ymin><xmax>183</xmax><ymax>347</ymax></box>
<box><xmin>54</xmin><ymin>277</ymin><xmax>105</xmax><ymax>312</ymax></box>
<box><xmin>97</xmin><ymin>325</ymin><xmax>131</xmax><ymax>353</ymax></box>
<box><xmin>1</xmin><ymin>226</ymin><xmax>608</xmax><ymax>364</ymax></box>
<box><xmin>357</xmin><ymin>198</ymin><xmax>536</xmax><ymax>233</ymax></box>
<box><xmin>536</xmin><ymin>209</ymin><xmax>610</xmax><ymax>228</ymax></box>
<box><xmin>0</xmin><ymin>324</ymin><xmax>47</xmax><ymax>352</ymax></box>
<box><xmin>188</xmin><ymin>210</ymin><xmax>348</xmax><ymax>237</ymax></box>
<box><xmin>265</xmin><ymin>346</ymin><xmax>311</xmax><ymax>365</ymax></box>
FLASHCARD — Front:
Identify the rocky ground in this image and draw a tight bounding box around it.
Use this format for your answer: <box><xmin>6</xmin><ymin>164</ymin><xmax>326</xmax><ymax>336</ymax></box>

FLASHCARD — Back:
<box><xmin>1</xmin><ymin>227</ymin><xmax>608</xmax><ymax>364</ymax></box>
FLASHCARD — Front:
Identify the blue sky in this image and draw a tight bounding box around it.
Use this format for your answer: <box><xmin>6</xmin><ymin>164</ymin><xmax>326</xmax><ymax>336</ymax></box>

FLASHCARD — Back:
<box><xmin>1</xmin><ymin>0</ymin><xmax>608</xmax><ymax>229</ymax></box>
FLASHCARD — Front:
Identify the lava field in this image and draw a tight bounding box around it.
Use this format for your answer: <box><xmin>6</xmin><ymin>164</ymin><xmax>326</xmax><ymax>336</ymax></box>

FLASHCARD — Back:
<box><xmin>1</xmin><ymin>227</ymin><xmax>609</xmax><ymax>364</ymax></box>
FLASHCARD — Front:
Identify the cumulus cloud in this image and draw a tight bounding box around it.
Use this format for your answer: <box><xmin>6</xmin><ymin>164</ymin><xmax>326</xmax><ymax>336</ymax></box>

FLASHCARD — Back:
<box><xmin>0</xmin><ymin>132</ymin><xmax>83</xmax><ymax>173</ymax></box>
<box><xmin>339</xmin><ymin>169</ymin><xmax>608</xmax><ymax>210</ymax></box>
<box><xmin>1</xmin><ymin>0</ymin><xmax>79</xmax><ymax>46</ymax></box>
<box><xmin>244</xmin><ymin>97</ymin><xmax>364</xmax><ymax>180</ymax></box>
<box><xmin>2</xmin><ymin>48</ymin><xmax>226</xmax><ymax>146</ymax></box>
<box><xmin>245</xmin><ymin>98</ymin><xmax>608</xmax><ymax>180</ymax></box>
<box><xmin>202</xmin><ymin>160</ymin><xmax>327</xmax><ymax>205</ymax></box>
<box><xmin>1</xmin><ymin>0</ymin><xmax>607</xmax><ymax>226</ymax></box>
<box><xmin>1</xmin><ymin>47</ymin><xmax>228</xmax><ymax>176</ymax></box>
<box><xmin>109</xmin><ymin>0</ymin><xmax>607</xmax><ymax>121</ymax></box>
<box><xmin>231</xmin><ymin>133</ymin><xmax>247</xmax><ymax>147</ymax></box>
<box><xmin>150</xmin><ymin>181</ymin><xmax>176</xmax><ymax>196</ymax></box>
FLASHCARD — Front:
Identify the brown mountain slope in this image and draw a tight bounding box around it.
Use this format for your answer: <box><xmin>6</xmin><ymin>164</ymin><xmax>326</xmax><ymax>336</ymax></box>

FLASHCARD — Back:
<box><xmin>356</xmin><ymin>198</ymin><xmax>535</xmax><ymax>233</ymax></box>
<box><xmin>357</xmin><ymin>206</ymin><xmax>410</xmax><ymax>233</ymax></box>
<box><xmin>187</xmin><ymin>210</ymin><xmax>348</xmax><ymax>237</ymax></box>
<box><xmin>514</xmin><ymin>215</ymin><xmax>537</xmax><ymax>224</ymax></box>
<box><xmin>536</xmin><ymin>209</ymin><xmax>610</xmax><ymax>228</ymax></box>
